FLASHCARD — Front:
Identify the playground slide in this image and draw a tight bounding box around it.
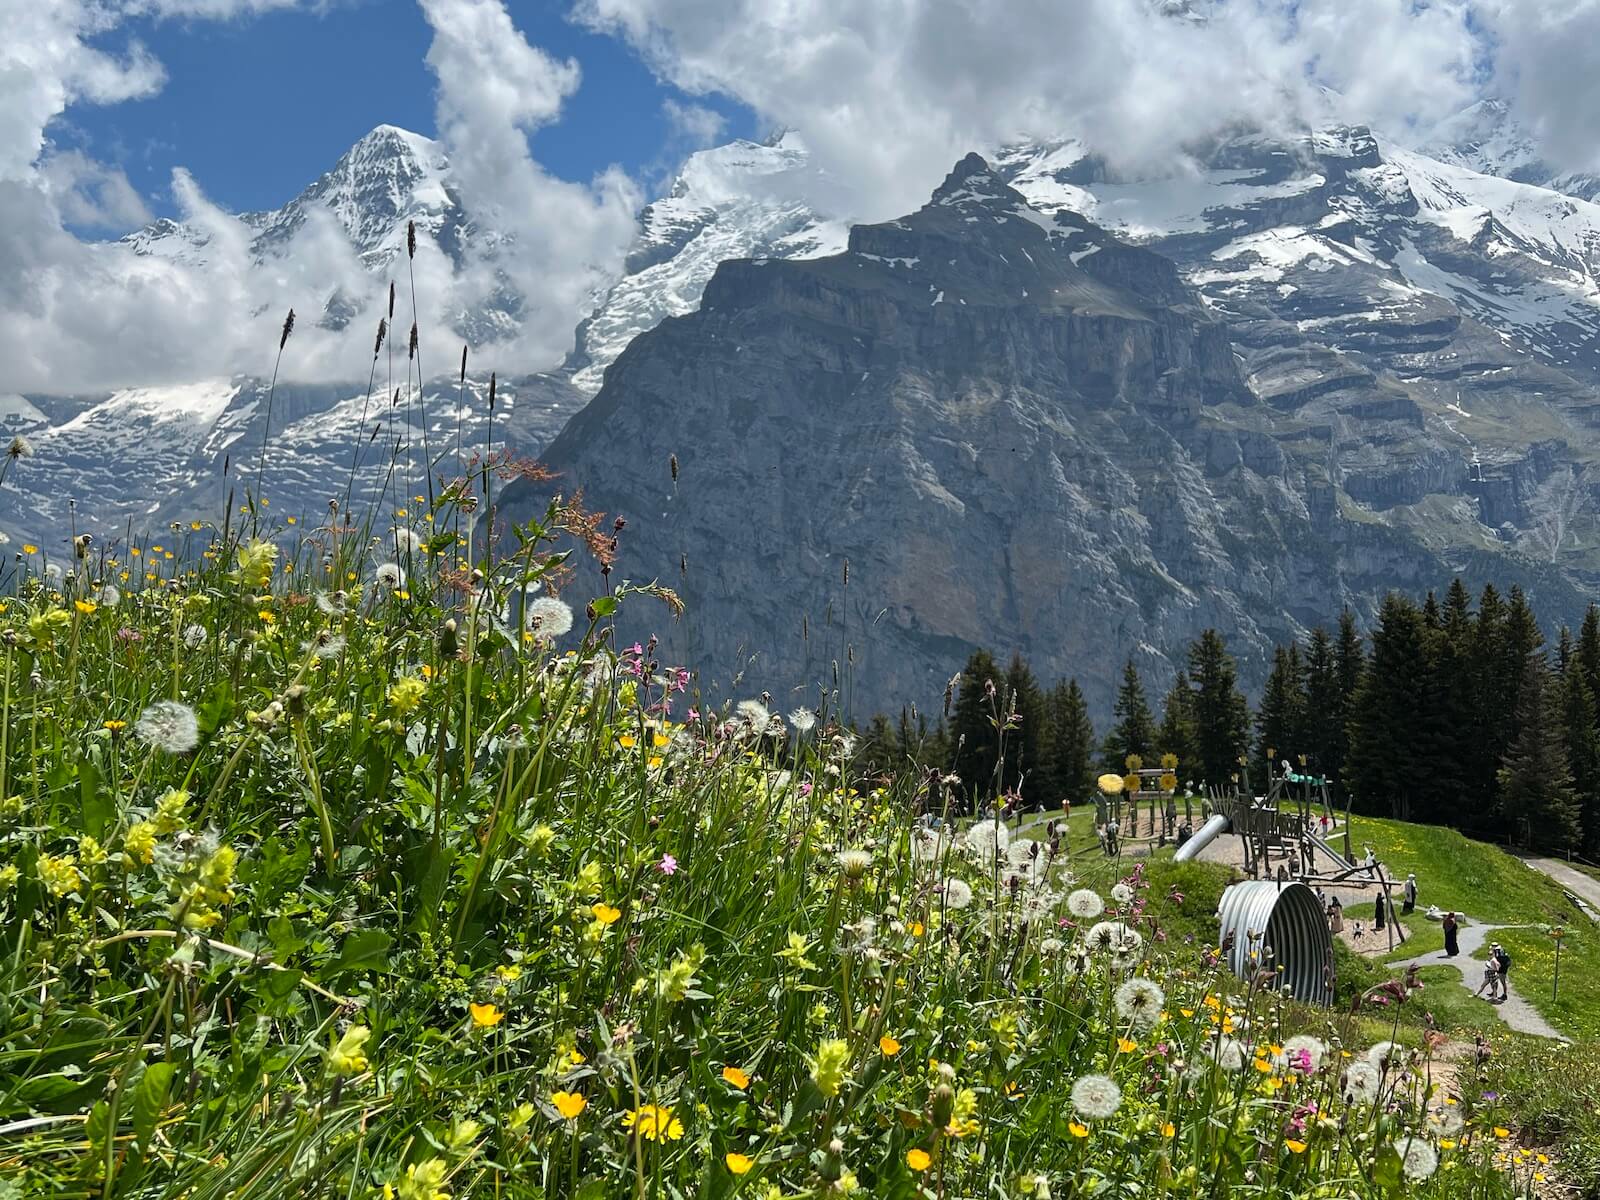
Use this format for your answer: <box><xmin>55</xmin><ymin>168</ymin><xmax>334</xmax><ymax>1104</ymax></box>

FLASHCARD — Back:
<box><xmin>1304</xmin><ymin>830</ymin><xmax>1357</xmax><ymax>873</ymax></box>
<box><xmin>1172</xmin><ymin>812</ymin><xmax>1232</xmax><ymax>863</ymax></box>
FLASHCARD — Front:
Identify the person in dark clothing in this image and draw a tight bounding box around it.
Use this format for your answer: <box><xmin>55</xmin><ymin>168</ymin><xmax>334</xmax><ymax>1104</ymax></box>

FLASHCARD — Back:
<box><xmin>1373</xmin><ymin>891</ymin><xmax>1385</xmax><ymax>931</ymax></box>
<box><xmin>1442</xmin><ymin>911</ymin><xmax>1459</xmax><ymax>957</ymax></box>
<box><xmin>1403</xmin><ymin>873</ymin><xmax>1417</xmax><ymax>915</ymax></box>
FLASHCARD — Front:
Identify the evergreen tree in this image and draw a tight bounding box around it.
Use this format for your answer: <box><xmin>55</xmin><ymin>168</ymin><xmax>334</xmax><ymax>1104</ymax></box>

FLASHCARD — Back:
<box><xmin>1347</xmin><ymin>594</ymin><xmax>1428</xmax><ymax>821</ymax></box>
<box><xmin>1559</xmin><ymin>643</ymin><xmax>1600</xmax><ymax>855</ymax></box>
<box><xmin>1415</xmin><ymin>579</ymin><xmax>1475</xmax><ymax>825</ymax></box>
<box><xmin>1102</xmin><ymin>659</ymin><xmax>1155</xmax><ymax>772</ymax></box>
<box><xmin>1498</xmin><ymin>654</ymin><xmax>1582</xmax><ymax>852</ymax></box>
<box><xmin>1156</xmin><ymin>671</ymin><xmax>1199</xmax><ymax>783</ymax></box>
<box><xmin>1045</xmin><ymin>679</ymin><xmax>1096</xmax><ymax>805</ymax></box>
<box><xmin>1468</xmin><ymin>584</ymin><xmax>1509</xmax><ymax>821</ymax></box>
<box><xmin>1256</xmin><ymin>644</ymin><xmax>1307</xmax><ymax>779</ymax></box>
<box><xmin>1502</xmin><ymin>585</ymin><xmax>1544</xmax><ymax>745</ymax></box>
<box><xmin>1302</xmin><ymin>627</ymin><xmax>1341</xmax><ymax>779</ymax></box>
<box><xmin>1188</xmin><ymin>631</ymin><xmax>1250</xmax><ymax>790</ymax></box>
<box><xmin>862</xmin><ymin>713</ymin><xmax>899</xmax><ymax>780</ymax></box>
<box><xmin>1332</xmin><ymin>609</ymin><xmax>1366</xmax><ymax>795</ymax></box>
<box><xmin>950</xmin><ymin>650</ymin><xmax>1003</xmax><ymax>806</ymax></box>
<box><xmin>1578</xmin><ymin>604</ymin><xmax>1600</xmax><ymax>709</ymax></box>
<box><xmin>1003</xmin><ymin>653</ymin><xmax>1047</xmax><ymax>807</ymax></box>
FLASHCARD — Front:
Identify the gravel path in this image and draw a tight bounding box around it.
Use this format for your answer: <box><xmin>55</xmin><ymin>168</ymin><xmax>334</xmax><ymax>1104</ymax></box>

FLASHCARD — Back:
<box><xmin>1523</xmin><ymin>856</ymin><xmax>1600</xmax><ymax>921</ymax></box>
<box><xmin>1401</xmin><ymin>918</ymin><xmax>1568</xmax><ymax>1041</ymax></box>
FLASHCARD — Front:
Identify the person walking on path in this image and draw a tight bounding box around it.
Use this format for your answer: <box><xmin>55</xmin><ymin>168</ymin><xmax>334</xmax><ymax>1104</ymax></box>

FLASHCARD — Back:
<box><xmin>1328</xmin><ymin>897</ymin><xmax>1344</xmax><ymax>934</ymax></box>
<box><xmin>1374</xmin><ymin>890</ymin><xmax>1386</xmax><ymax>932</ymax></box>
<box><xmin>1492</xmin><ymin>943</ymin><xmax>1512</xmax><ymax>1000</ymax></box>
<box><xmin>1442</xmin><ymin>911</ymin><xmax>1459</xmax><ymax>957</ymax></box>
<box><xmin>1474</xmin><ymin>953</ymin><xmax>1502</xmax><ymax>1000</ymax></box>
<box><xmin>1403</xmin><ymin>873</ymin><xmax>1417</xmax><ymax>915</ymax></box>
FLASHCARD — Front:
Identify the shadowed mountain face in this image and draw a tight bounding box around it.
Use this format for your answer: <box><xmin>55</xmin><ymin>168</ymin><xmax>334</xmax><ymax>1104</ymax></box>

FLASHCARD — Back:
<box><xmin>514</xmin><ymin>152</ymin><xmax>1590</xmax><ymax>719</ymax></box>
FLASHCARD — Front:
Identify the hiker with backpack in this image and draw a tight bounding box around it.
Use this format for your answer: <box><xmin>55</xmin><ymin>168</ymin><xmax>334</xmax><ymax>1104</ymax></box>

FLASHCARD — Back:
<box><xmin>1493</xmin><ymin>943</ymin><xmax>1511</xmax><ymax>998</ymax></box>
<box><xmin>1474</xmin><ymin>953</ymin><xmax>1501</xmax><ymax>1000</ymax></box>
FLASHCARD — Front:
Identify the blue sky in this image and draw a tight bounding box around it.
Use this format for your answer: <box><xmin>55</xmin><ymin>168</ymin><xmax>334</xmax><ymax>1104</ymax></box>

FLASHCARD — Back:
<box><xmin>64</xmin><ymin>1</ymin><xmax>758</xmax><ymax>218</ymax></box>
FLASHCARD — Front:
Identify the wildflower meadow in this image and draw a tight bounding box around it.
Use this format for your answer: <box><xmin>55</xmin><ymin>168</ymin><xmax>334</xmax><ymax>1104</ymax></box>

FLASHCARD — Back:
<box><xmin>0</xmin><ymin>478</ymin><xmax>1551</xmax><ymax>1200</ymax></box>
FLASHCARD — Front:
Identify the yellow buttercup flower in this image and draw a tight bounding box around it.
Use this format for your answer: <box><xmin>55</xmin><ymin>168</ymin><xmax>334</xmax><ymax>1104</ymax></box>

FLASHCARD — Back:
<box><xmin>551</xmin><ymin>1091</ymin><xmax>586</xmax><ymax>1120</ymax></box>
<box><xmin>622</xmin><ymin>1103</ymin><xmax>683</xmax><ymax>1142</ymax></box>
<box><xmin>1068</xmin><ymin>1122</ymin><xmax>1089</xmax><ymax>1138</ymax></box>
<box><xmin>1117</xmin><ymin>1038</ymin><xmax>1137</xmax><ymax>1054</ymax></box>
<box><xmin>722</xmin><ymin>1066</ymin><xmax>750</xmax><ymax>1090</ymax></box>
<box><xmin>1285</xmin><ymin>1139</ymin><xmax>1307</xmax><ymax>1154</ymax></box>
<box><xmin>879</xmin><ymin>1035</ymin><xmax>902</xmax><ymax>1057</ymax></box>
<box><xmin>906</xmin><ymin>1148</ymin><xmax>932</xmax><ymax>1171</ymax></box>
<box><xmin>725</xmin><ymin>1153</ymin><xmax>754</xmax><ymax>1175</ymax></box>
<box><xmin>1161</xmin><ymin>1122</ymin><xmax>1176</xmax><ymax>1138</ymax></box>
<box><xmin>591</xmin><ymin>902</ymin><xmax>621</xmax><ymax>925</ymax></box>
<box><xmin>469</xmin><ymin>1002</ymin><xmax>504</xmax><ymax>1028</ymax></box>
<box><xmin>74</xmin><ymin>600</ymin><xmax>96</xmax><ymax>615</ymax></box>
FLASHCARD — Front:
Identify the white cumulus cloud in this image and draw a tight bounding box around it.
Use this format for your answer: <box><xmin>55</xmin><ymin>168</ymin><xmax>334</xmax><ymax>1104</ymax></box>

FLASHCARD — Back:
<box><xmin>574</xmin><ymin>0</ymin><xmax>1492</xmax><ymax>221</ymax></box>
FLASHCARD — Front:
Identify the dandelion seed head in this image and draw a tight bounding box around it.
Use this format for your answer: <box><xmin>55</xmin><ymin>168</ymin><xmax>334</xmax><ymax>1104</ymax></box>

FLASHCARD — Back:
<box><xmin>7</xmin><ymin>435</ymin><xmax>32</xmax><ymax>459</ymax></box>
<box><xmin>94</xmin><ymin>584</ymin><xmax>120</xmax><ymax>608</ymax></box>
<box><xmin>1396</xmin><ymin>1136</ymin><xmax>1439</xmax><ymax>1181</ymax></box>
<box><xmin>134</xmin><ymin>700</ymin><xmax>199</xmax><ymax>754</ymax></box>
<box><xmin>1069</xmin><ymin>1073</ymin><xmax>1122</xmax><ymax>1120</ymax></box>
<box><xmin>1110</xmin><ymin>882</ymin><xmax>1134</xmax><ymax>905</ymax></box>
<box><xmin>943</xmin><ymin>877</ymin><xmax>974</xmax><ymax>910</ymax></box>
<box><xmin>182</xmin><ymin>624</ymin><xmax>207</xmax><ymax>649</ymax></box>
<box><xmin>1209</xmin><ymin>1037</ymin><xmax>1246</xmax><ymax>1072</ymax></box>
<box><xmin>1342</xmin><ymin>1059</ymin><xmax>1381</xmax><ymax>1104</ymax></box>
<box><xmin>526</xmin><ymin>597</ymin><xmax>574</xmax><ymax>640</ymax></box>
<box><xmin>788</xmin><ymin>708</ymin><xmax>817</xmax><ymax>733</ymax></box>
<box><xmin>1113</xmin><ymin>977</ymin><xmax>1165</xmax><ymax>1030</ymax></box>
<box><xmin>1067</xmin><ymin>889</ymin><xmax>1105</xmax><ymax>920</ymax></box>
<box><xmin>374</xmin><ymin>562</ymin><xmax>406</xmax><ymax>589</ymax></box>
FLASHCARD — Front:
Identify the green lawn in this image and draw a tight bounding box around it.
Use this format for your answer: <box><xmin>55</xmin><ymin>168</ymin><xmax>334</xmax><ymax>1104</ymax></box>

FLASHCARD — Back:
<box><xmin>1344</xmin><ymin>815</ymin><xmax>1600</xmax><ymax>1040</ymax></box>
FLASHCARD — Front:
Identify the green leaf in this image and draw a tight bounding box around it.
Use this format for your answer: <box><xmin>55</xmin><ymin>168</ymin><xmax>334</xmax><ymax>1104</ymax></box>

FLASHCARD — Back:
<box><xmin>78</xmin><ymin>759</ymin><xmax>110</xmax><ymax>840</ymax></box>
<box><xmin>267</xmin><ymin>914</ymin><xmax>306</xmax><ymax>957</ymax></box>
<box><xmin>330</xmin><ymin>930</ymin><xmax>393</xmax><ymax>976</ymax></box>
<box><xmin>1371</xmin><ymin>1144</ymin><xmax>1403</xmax><ymax>1193</ymax></box>
<box><xmin>589</xmin><ymin>596</ymin><xmax>618</xmax><ymax>619</ymax></box>
<box><xmin>132</xmin><ymin>1062</ymin><xmax>175</xmax><ymax>1154</ymax></box>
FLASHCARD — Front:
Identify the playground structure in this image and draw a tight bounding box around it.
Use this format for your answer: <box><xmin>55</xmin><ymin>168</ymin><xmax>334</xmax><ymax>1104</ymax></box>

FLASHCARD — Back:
<box><xmin>1216</xmin><ymin>880</ymin><xmax>1334</xmax><ymax>1005</ymax></box>
<box><xmin>1165</xmin><ymin>756</ymin><xmax>1410</xmax><ymax>997</ymax></box>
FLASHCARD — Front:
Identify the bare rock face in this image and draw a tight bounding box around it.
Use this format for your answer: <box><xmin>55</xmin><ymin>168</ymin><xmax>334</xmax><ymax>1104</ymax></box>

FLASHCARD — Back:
<box><xmin>513</xmin><ymin>154</ymin><xmax>1588</xmax><ymax>718</ymax></box>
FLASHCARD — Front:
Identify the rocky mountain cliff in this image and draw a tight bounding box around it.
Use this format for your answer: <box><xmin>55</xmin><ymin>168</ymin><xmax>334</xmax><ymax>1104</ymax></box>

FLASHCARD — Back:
<box><xmin>514</xmin><ymin>150</ymin><xmax>1594</xmax><ymax>719</ymax></box>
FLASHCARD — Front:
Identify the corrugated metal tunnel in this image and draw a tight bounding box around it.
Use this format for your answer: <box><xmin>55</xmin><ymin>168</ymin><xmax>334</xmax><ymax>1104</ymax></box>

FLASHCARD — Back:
<box><xmin>1216</xmin><ymin>880</ymin><xmax>1334</xmax><ymax>1006</ymax></box>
